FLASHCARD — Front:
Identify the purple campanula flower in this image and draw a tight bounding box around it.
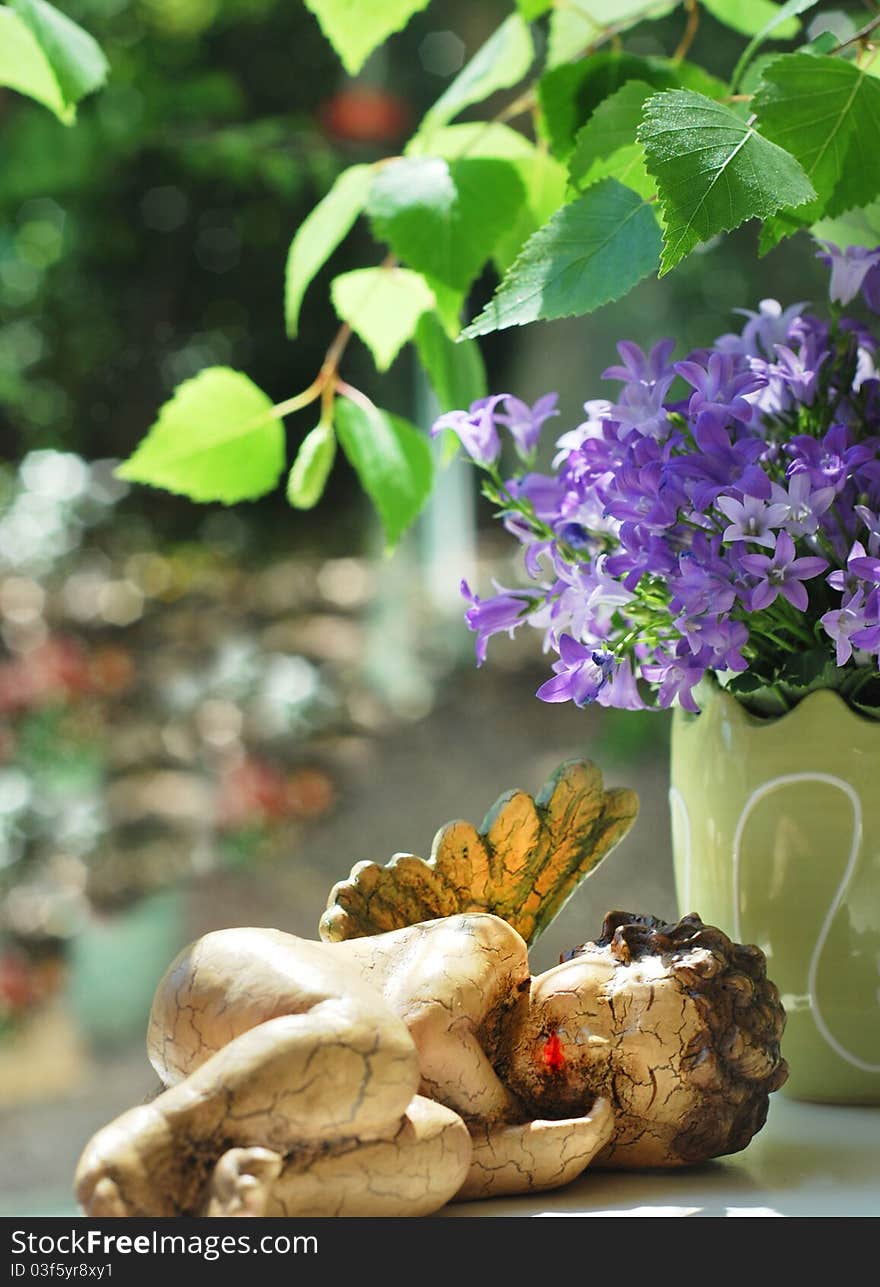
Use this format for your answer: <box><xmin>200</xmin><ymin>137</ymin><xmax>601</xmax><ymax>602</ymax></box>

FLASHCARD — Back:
<box><xmin>552</xmin><ymin>400</ymin><xmax>614</xmax><ymax>466</ymax></box>
<box><xmin>595</xmin><ymin>656</ymin><xmax>646</xmax><ymax>710</ymax></box>
<box><xmin>864</xmin><ymin>263</ymin><xmax>880</xmax><ymax>314</ymax></box>
<box><xmin>669</xmin><ymin>419</ymin><xmax>769</xmax><ymax>511</ymax></box>
<box><xmin>828</xmin><ymin>542</ymin><xmax>880</xmax><ymax>595</ymax></box>
<box><xmin>603</xmin><ymin>338</ymin><xmax>676</xmax><ymax>386</ymax></box>
<box><xmin>602</xmin><ymin>339</ymin><xmax>677</xmax><ymax>440</ymax></box>
<box><xmin>852</xmin><ymin>624</ymin><xmax>880</xmax><ymax>653</ymax></box>
<box><xmin>674</xmin><ymin>351</ymin><xmax>766</xmax><ymax>431</ymax></box>
<box><xmin>717</xmin><ymin>298</ymin><xmax>807</xmax><ymax>358</ymax></box>
<box><xmin>507</xmin><ymin>472</ymin><xmax>569</xmax><ymax>523</ymax></box>
<box><xmin>605</xmin><ymin>525</ymin><xmax>676</xmax><ymax>589</ymax></box>
<box><xmin>769</xmin><ymin>473</ymin><xmax>835</xmax><ymax>538</ymax></box>
<box><xmin>716</xmin><ymin>492</ymin><xmax>788</xmax><ymax>547</ymax></box>
<box><xmin>816</xmin><ymin>241</ymin><xmax>880</xmax><ymax>306</ymax></box>
<box><xmin>741</xmin><ymin>531</ymin><xmax>828</xmax><ymax>612</ymax></box>
<box><xmin>432</xmin><ymin>396</ymin><xmax>504</xmax><ymax>466</ymax></box>
<box><xmin>495</xmin><ymin>393</ymin><xmax>559</xmax><ymax>460</ymax></box>
<box><xmin>669</xmin><ymin>536</ymin><xmax>738</xmax><ymax>615</ymax></box>
<box><xmin>460</xmin><ymin>579</ymin><xmax>534</xmax><ymax>665</ymax></box>
<box><xmin>673</xmin><ymin>612</ymin><xmax>748</xmax><ymax>671</ymax></box>
<box><xmin>536</xmin><ymin>635</ymin><xmax>614</xmax><ymax>707</ymax></box>
<box><xmin>607</xmin><ymin>380</ymin><xmax>674</xmax><ymax>441</ymax></box>
<box><xmin>641</xmin><ymin>644</ymin><xmax>707</xmax><ymax>713</ymax></box>
<box><xmin>767</xmin><ymin>342</ymin><xmax>825</xmax><ymax>406</ymax></box>
<box><xmin>604</xmin><ymin>457</ymin><xmax>681</xmax><ymax>531</ymax></box>
<box><xmin>786</xmin><ymin>424</ymin><xmax>875</xmax><ymax>492</ymax></box>
<box><xmin>855</xmin><ymin>505</ymin><xmax>880</xmax><ymax>556</ymax></box>
<box><xmin>820</xmin><ymin>590</ymin><xmax>871</xmax><ymax>665</ymax></box>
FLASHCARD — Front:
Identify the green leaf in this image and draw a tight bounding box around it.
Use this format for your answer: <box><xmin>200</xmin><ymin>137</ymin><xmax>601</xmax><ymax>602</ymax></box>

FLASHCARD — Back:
<box><xmin>116</xmin><ymin>368</ymin><xmax>284</xmax><ymax>504</ymax></box>
<box><xmin>516</xmin><ymin>0</ymin><xmax>551</xmax><ymax>17</ymax></box>
<box><xmin>546</xmin><ymin>2</ymin><xmax>677</xmax><ymax>68</ymax></box>
<box><xmin>330</xmin><ymin>266</ymin><xmax>435</xmax><ymax>372</ymax></box>
<box><xmin>462</xmin><ymin>179</ymin><xmax>662</xmax><ymax>337</ymax></box>
<box><xmin>417</xmin><ymin>15</ymin><xmax>533</xmax><ymax>140</ymax></box>
<box><xmin>701</xmin><ymin>0</ymin><xmax>800</xmax><ymax>39</ymax></box>
<box><xmin>538</xmin><ymin>52</ymin><xmax>726</xmax><ymax>161</ymax></box>
<box><xmin>286</xmin><ymin>422</ymin><xmax>336</xmax><ymax>510</ymax></box>
<box><xmin>404</xmin><ymin>123</ymin><xmax>567</xmax><ymax>271</ymax></box>
<box><xmin>367</xmin><ymin>156</ymin><xmax>525</xmax><ymax>292</ymax></box>
<box><xmin>0</xmin><ymin>0</ymin><xmax>107</xmax><ymax>123</ymax></box>
<box><xmin>638</xmin><ymin>89</ymin><xmax>815</xmax><ymax>274</ymax></box>
<box><xmin>568</xmin><ymin>80</ymin><xmax>655</xmax><ymax>198</ymax></box>
<box><xmin>0</xmin><ymin>9</ymin><xmax>64</xmax><ymax>118</ymax></box>
<box><xmin>12</xmin><ymin>0</ymin><xmax>107</xmax><ymax>106</ymax></box>
<box><xmin>731</xmin><ymin>0</ymin><xmax>822</xmax><ymax>91</ymax></box>
<box><xmin>414</xmin><ymin>311</ymin><xmax>487</xmax><ymax>412</ymax></box>
<box><xmin>284</xmin><ymin>164</ymin><xmax>374</xmax><ymax>338</ymax></box>
<box><xmin>335</xmin><ymin>397</ymin><xmax>433</xmax><ymax>549</ymax></box>
<box><xmin>812</xmin><ymin>200</ymin><xmax>880</xmax><ymax>251</ymax></box>
<box><xmin>425</xmin><ymin>277</ymin><xmax>467</xmax><ymax>338</ymax></box>
<box><xmin>753</xmin><ymin>55</ymin><xmax>880</xmax><ymax>229</ymax></box>
<box><xmin>303</xmin><ymin>0</ymin><xmax>430</xmax><ymax>75</ymax></box>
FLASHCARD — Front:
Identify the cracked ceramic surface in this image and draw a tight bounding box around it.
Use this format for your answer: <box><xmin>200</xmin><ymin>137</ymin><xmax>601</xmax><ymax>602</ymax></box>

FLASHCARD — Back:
<box><xmin>74</xmin><ymin>910</ymin><xmax>787</xmax><ymax>1216</ymax></box>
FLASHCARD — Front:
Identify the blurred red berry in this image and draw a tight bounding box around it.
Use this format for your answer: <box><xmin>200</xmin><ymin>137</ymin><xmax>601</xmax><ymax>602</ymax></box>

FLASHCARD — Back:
<box><xmin>319</xmin><ymin>86</ymin><xmax>411</xmax><ymax>144</ymax></box>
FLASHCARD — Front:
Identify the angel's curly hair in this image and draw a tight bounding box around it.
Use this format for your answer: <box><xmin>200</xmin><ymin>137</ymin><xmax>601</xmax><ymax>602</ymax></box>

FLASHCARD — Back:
<box><xmin>562</xmin><ymin>910</ymin><xmax>789</xmax><ymax>1164</ymax></box>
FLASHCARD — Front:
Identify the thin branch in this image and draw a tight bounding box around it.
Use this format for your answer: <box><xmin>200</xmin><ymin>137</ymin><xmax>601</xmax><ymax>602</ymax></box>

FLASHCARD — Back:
<box><xmin>674</xmin><ymin>0</ymin><xmax>700</xmax><ymax>63</ymax></box>
<box><xmin>335</xmin><ymin>380</ymin><xmax>375</xmax><ymax>411</ymax></box>
<box><xmin>832</xmin><ymin>12</ymin><xmax>880</xmax><ymax>54</ymax></box>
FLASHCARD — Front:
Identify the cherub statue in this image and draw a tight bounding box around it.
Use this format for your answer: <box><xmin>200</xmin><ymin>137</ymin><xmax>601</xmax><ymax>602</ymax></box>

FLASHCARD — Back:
<box><xmin>75</xmin><ymin>908</ymin><xmax>787</xmax><ymax>1218</ymax></box>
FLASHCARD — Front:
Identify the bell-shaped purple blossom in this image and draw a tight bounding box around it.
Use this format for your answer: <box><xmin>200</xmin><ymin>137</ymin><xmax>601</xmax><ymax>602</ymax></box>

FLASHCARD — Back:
<box><xmin>855</xmin><ymin>505</ymin><xmax>880</xmax><ymax>555</ymax></box>
<box><xmin>674</xmin><ymin>351</ymin><xmax>766</xmax><ymax>432</ymax></box>
<box><xmin>669</xmin><ymin>536</ymin><xmax>738</xmax><ymax>615</ymax></box>
<box><xmin>716</xmin><ymin>492</ymin><xmax>788</xmax><ymax>548</ymax></box>
<box><xmin>769</xmin><ymin>473</ymin><xmax>835</xmax><ymax>537</ymax></box>
<box><xmin>852</xmin><ymin>586</ymin><xmax>880</xmax><ymax>653</ymax></box>
<box><xmin>594</xmin><ymin>656</ymin><xmax>646</xmax><ymax>710</ymax></box>
<box><xmin>673</xmin><ymin>612</ymin><xmax>748</xmax><ymax>671</ymax></box>
<box><xmin>432</xmin><ymin>396</ymin><xmax>504</xmax><ymax>466</ymax></box>
<box><xmin>461</xmin><ymin>580</ymin><xmax>534</xmax><ymax>665</ymax></box>
<box><xmin>536</xmin><ymin>635</ymin><xmax>614</xmax><ymax>707</ymax></box>
<box><xmin>669</xmin><ymin>419</ymin><xmax>769</xmax><ymax>511</ymax></box>
<box><xmin>767</xmin><ymin>341</ymin><xmax>825</xmax><ymax>406</ymax></box>
<box><xmin>828</xmin><ymin>541</ymin><xmax>880</xmax><ymax>596</ymax></box>
<box><xmin>641</xmin><ymin>644</ymin><xmax>706</xmax><ymax>713</ymax></box>
<box><xmin>606</xmin><ymin>379</ymin><xmax>674</xmax><ymax>441</ymax></box>
<box><xmin>816</xmin><ymin>241</ymin><xmax>880</xmax><ymax>307</ymax></box>
<box><xmin>820</xmin><ymin>590</ymin><xmax>871</xmax><ymax>665</ymax></box>
<box><xmin>741</xmin><ymin>531</ymin><xmax>828</xmax><ymax>612</ymax></box>
<box><xmin>603</xmin><ymin>338</ymin><xmax>676</xmax><ymax>385</ymax></box>
<box><xmin>786</xmin><ymin>424</ymin><xmax>875</xmax><ymax>492</ymax></box>
<box><xmin>495</xmin><ymin>393</ymin><xmax>559</xmax><ymax>460</ymax></box>
<box><xmin>717</xmin><ymin>298</ymin><xmax>807</xmax><ymax>358</ymax></box>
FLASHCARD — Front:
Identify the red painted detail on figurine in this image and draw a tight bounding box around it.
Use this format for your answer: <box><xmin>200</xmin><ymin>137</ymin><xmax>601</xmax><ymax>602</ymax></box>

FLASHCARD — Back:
<box><xmin>542</xmin><ymin>1031</ymin><xmax>565</xmax><ymax>1073</ymax></box>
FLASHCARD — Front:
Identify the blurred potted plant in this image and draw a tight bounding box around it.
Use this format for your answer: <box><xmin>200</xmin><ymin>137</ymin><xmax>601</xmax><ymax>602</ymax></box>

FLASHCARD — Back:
<box><xmin>434</xmin><ymin>243</ymin><xmax>880</xmax><ymax>1105</ymax></box>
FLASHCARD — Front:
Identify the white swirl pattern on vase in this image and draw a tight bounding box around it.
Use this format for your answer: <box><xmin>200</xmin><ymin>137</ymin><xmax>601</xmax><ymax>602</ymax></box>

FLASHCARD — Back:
<box><xmin>672</xmin><ymin>775</ymin><xmax>880</xmax><ymax>1074</ymax></box>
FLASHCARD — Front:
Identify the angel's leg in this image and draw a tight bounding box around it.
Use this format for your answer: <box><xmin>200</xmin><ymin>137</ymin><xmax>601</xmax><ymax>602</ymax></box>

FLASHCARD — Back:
<box><xmin>76</xmin><ymin>999</ymin><xmax>470</xmax><ymax>1217</ymax></box>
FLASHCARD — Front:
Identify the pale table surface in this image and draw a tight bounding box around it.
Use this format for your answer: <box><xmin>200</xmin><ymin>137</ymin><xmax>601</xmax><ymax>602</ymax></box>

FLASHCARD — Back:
<box><xmin>442</xmin><ymin>1096</ymin><xmax>880</xmax><ymax>1218</ymax></box>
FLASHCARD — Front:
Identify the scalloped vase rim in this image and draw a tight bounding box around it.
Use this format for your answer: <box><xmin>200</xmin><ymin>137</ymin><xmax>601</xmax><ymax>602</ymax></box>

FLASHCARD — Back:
<box><xmin>681</xmin><ymin>678</ymin><xmax>880</xmax><ymax>733</ymax></box>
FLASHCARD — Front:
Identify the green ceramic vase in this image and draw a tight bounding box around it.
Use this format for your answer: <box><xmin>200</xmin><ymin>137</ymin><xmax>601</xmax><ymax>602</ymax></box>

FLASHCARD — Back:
<box><xmin>670</xmin><ymin>681</ymin><xmax>880</xmax><ymax>1104</ymax></box>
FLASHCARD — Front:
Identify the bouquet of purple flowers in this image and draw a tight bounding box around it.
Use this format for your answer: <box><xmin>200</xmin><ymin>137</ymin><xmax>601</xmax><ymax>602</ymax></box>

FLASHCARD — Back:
<box><xmin>434</xmin><ymin>243</ymin><xmax>880</xmax><ymax>719</ymax></box>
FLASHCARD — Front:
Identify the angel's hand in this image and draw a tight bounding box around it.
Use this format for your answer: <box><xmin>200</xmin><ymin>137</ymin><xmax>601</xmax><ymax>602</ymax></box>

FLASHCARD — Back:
<box><xmin>454</xmin><ymin>1097</ymin><xmax>613</xmax><ymax>1201</ymax></box>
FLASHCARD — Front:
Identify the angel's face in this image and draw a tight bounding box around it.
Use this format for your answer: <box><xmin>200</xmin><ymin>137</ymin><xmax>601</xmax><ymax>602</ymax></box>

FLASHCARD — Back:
<box><xmin>505</xmin><ymin>944</ymin><xmax>711</xmax><ymax>1161</ymax></box>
